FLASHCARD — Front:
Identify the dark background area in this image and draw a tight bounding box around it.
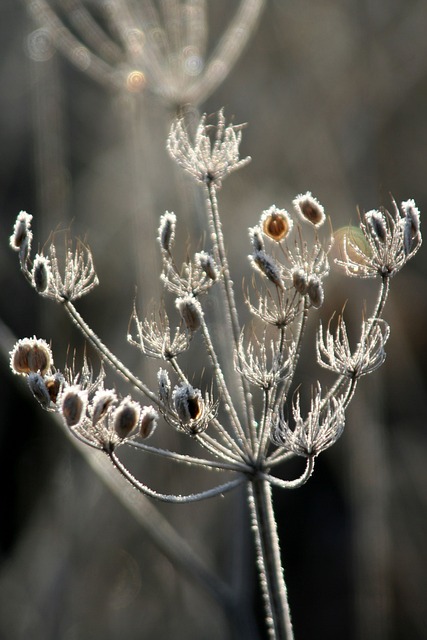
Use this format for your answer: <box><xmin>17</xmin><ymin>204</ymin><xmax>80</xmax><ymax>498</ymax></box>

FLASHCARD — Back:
<box><xmin>1</xmin><ymin>1</ymin><xmax>427</xmax><ymax>639</ymax></box>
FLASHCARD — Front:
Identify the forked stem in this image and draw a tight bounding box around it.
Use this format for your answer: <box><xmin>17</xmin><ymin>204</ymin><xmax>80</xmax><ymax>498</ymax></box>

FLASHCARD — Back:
<box><xmin>248</xmin><ymin>478</ymin><xmax>294</xmax><ymax>640</ymax></box>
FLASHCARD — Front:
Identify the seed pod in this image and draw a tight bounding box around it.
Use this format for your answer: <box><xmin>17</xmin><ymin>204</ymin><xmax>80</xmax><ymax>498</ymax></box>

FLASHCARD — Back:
<box><xmin>176</xmin><ymin>296</ymin><xmax>203</xmax><ymax>332</ymax></box>
<box><xmin>10</xmin><ymin>211</ymin><xmax>33</xmax><ymax>251</ymax></box>
<box><xmin>10</xmin><ymin>338</ymin><xmax>52</xmax><ymax>376</ymax></box>
<box><xmin>61</xmin><ymin>387</ymin><xmax>87</xmax><ymax>427</ymax></box>
<box><xmin>92</xmin><ymin>389</ymin><xmax>117</xmax><ymax>425</ymax></box>
<box><xmin>365</xmin><ymin>210</ymin><xmax>387</xmax><ymax>243</ymax></box>
<box><xmin>32</xmin><ymin>255</ymin><xmax>51</xmax><ymax>293</ymax></box>
<box><xmin>28</xmin><ymin>372</ymin><xmax>51</xmax><ymax>408</ymax></box>
<box><xmin>292</xmin><ymin>268</ymin><xmax>308</xmax><ymax>295</ymax></box>
<box><xmin>293</xmin><ymin>192</ymin><xmax>325</xmax><ymax>227</ymax></box>
<box><xmin>173</xmin><ymin>383</ymin><xmax>204</xmax><ymax>424</ymax></box>
<box><xmin>45</xmin><ymin>372</ymin><xmax>64</xmax><ymax>404</ymax></box>
<box><xmin>158</xmin><ymin>211</ymin><xmax>176</xmax><ymax>252</ymax></box>
<box><xmin>249</xmin><ymin>226</ymin><xmax>264</xmax><ymax>252</ymax></box>
<box><xmin>251</xmin><ymin>250</ymin><xmax>284</xmax><ymax>289</ymax></box>
<box><xmin>114</xmin><ymin>399</ymin><xmax>140</xmax><ymax>439</ymax></box>
<box><xmin>196</xmin><ymin>251</ymin><xmax>217</xmax><ymax>281</ymax></box>
<box><xmin>261</xmin><ymin>206</ymin><xmax>293</xmax><ymax>241</ymax></box>
<box><xmin>307</xmin><ymin>275</ymin><xmax>324</xmax><ymax>309</ymax></box>
<box><xmin>139</xmin><ymin>406</ymin><xmax>158</xmax><ymax>439</ymax></box>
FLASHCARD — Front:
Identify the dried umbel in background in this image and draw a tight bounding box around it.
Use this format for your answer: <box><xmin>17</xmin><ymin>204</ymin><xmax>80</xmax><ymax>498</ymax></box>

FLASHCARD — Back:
<box><xmin>9</xmin><ymin>110</ymin><xmax>422</xmax><ymax>640</ymax></box>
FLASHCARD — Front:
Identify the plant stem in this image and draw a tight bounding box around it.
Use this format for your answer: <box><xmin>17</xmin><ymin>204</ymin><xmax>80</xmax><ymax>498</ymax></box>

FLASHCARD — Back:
<box><xmin>248</xmin><ymin>478</ymin><xmax>294</xmax><ymax>640</ymax></box>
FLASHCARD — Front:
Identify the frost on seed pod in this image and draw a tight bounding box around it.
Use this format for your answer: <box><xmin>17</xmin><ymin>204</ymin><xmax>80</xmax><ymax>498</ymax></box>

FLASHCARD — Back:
<box><xmin>92</xmin><ymin>389</ymin><xmax>117</xmax><ymax>425</ymax></box>
<box><xmin>261</xmin><ymin>206</ymin><xmax>293</xmax><ymax>241</ymax></box>
<box><xmin>139</xmin><ymin>406</ymin><xmax>158</xmax><ymax>439</ymax></box>
<box><xmin>158</xmin><ymin>211</ymin><xmax>176</xmax><ymax>252</ymax></box>
<box><xmin>195</xmin><ymin>251</ymin><xmax>217</xmax><ymax>281</ymax></box>
<box><xmin>365</xmin><ymin>210</ymin><xmax>387</xmax><ymax>243</ymax></box>
<box><xmin>28</xmin><ymin>372</ymin><xmax>51</xmax><ymax>408</ymax></box>
<box><xmin>293</xmin><ymin>268</ymin><xmax>308</xmax><ymax>295</ymax></box>
<box><xmin>249</xmin><ymin>226</ymin><xmax>265</xmax><ymax>253</ymax></box>
<box><xmin>113</xmin><ymin>398</ymin><xmax>141</xmax><ymax>439</ymax></box>
<box><xmin>307</xmin><ymin>275</ymin><xmax>324</xmax><ymax>308</ymax></box>
<box><xmin>250</xmin><ymin>250</ymin><xmax>284</xmax><ymax>289</ymax></box>
<box><xmin>173</xmin><ymin>383</ymin><xmax>204</xmax><ymax>424</ymax></box>
<box><xmin>32</xmin><ymin>254</ymin><xmax>51</xmax><ymax>293</ymax></box>
<box><xmin>293</xmin><ymin>192</ymin><xmax>325</xmax><ymax>227</ymax></box>
<box><xmin>176</xmin><ymin>296</ymin><xmax>203</xmax><ymax>332</ymax></box>
<box><xmin>61</xmin><ymin>386</ymin><xmax>87</xmax><ymax>427</ymax></box>
<box><xmin>10</xmin><ymin>211</ymin><xmax>33</xmax><ymax>251</ymax></box>
<box><xmin>10</xmin><ymin>337</ymin><xmax>52</xmax><ymax>376</ymax></box>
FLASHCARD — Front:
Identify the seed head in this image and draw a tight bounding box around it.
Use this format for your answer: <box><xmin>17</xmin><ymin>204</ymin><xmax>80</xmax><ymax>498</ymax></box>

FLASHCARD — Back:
<box><xmin>32</xmin><ymin>254</ymin><xmax>51</xmax><ymax>293</ymax></box>
<box><xmin>261</xmin><ymin>206</ymin><xmax>293</xmax><ymax>241</ymax></box>
<box><xmin>195</xmin><ymin>251</ymin><xmax>217</xmax><ymax>281</ymax></box>
<box><xmin>173</xmin><ymin>383</ymin><xmax>204</xmax><ymax>426</ymax></box>
<box><xmin>10</xmin><ymin>211</ymin><xmax>33</xmax><ymax>252</ymax></box>
<box><xmin>250</xmin><ymin>250</ymin><xmax>284</xmax><ymax>289</ymax></box>
<box><xmin>176</xmin><ymin>296</ymin><xmax>203</xmax><ymax>332</ymax></box>
<box><xmin>139</xmin><ymin>406</ymin><xmax>159</xmax><ymax>439</ymax></box>
<box><xmin>307</xmin><ymin>275</ymin><xmax>324</xmax><ymax>308</ymax></box>
<box><xmin>10</xmin><ymin>337</ymin><xmax>52</xmax><ymax>376</ymax></box>
<box><xmin>158</xmin><ymin>211</ymin><xmax>176</xmax><ymax>252</ymax></box>
<box><xmin>60</xmin><ymin>386</ymin><xmax>87</xmax><ymax>428</ymax></box>
<box><xmin>28</xmin><ymin>372</ymin><xmax>51</xmax><ymax>408</ymax></box>
<box><xmin>113</xmin><ymin>398</ymin><xmax>141</xmax><ymax>439</ymax></box>
<box><xmin>293</xmin><ymin>192</ymin><xmax>326</xmax><ymax>227</ymax></box>
<box><xmin>91</xmin><ymin>388</ymin><xmax>117</xmax><ymax>425</ymax></box>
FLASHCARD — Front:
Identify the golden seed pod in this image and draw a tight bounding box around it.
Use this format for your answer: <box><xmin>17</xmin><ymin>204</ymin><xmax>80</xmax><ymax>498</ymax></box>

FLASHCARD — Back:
<box><xmin>261</xmin><ymin>206</ymin><xmax>293</xmax><ymax>241</ymax></box>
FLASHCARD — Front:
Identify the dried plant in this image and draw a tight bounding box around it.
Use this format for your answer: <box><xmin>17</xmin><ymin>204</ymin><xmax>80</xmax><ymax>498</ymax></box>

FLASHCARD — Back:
<box><xmin>25</xmin><ymin>0</ymin><xmax>265</xmax><ymax>106</ymax></box>
<box><xmin>10</xmin><ymin>111</ymin><xmax>422</xmax><ymax>639</ymax></box>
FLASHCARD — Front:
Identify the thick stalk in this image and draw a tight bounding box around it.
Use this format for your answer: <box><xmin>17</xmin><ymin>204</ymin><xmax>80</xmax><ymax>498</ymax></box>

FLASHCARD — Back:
<box><xmin>248</xmin><ymin>478</ymin><xmax>294</xmax><ymax>640</ymax></box>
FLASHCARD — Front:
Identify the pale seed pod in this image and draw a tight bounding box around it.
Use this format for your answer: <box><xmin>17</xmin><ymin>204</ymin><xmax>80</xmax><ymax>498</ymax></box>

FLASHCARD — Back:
<box><xmin>176</xmin><ymin>296</ymin><xmax>203</xmax><ymax>332</ymax></box>
<box><xmin>28</xmin><ymin>372</ymin><xmax>51</xmax><ymax>408</ymax></box>
<box><xmin>251</xmin><ymin>250</ymin><xmax>284</xmax><ymax>289</ymax></box>
<box><xmin>365</xmin><ymin>210</ymin><xmax>387</xmax><ymax>243</ymax></box>
<box><xmin>249</xmin><ymin>226</ymin><xmax>264</xmax><ymax>252</ymax></box>
<box><xmin>114</xmin><ymin>399</ymin><xmax>140</xmax><ymax>439</ymax></box>
<box><xmin>92</xmin><ymin>389</ymin><xmax>117</xmax><ymax>425</ymax></box>
<box><xmin>32</xmin><ymin>254</ymin><xmax>51</xmax><ymax>293</ymax></box>
<box><xmin>173</xmin><ymin>383</ymin><xmax>204</xmax><ymax>424</ymax></box>
<box><xmin>139</xmin><ymin>406</ymin><xmax>158</xmax><ymax>439</ymax></box>
<box><xmin>195</xmin><ymin>251</ymin><xmax>217</xmax><ymax>281</ymax></box>
<box><xmin>10</xmin><ymin>211</ymin><xmax>33</xmax><ymax>251</ymax></box>
<box><xmin>293</xmin><ymin>192</ymin><xmax>326</xmax><ymax>227</ymax></box>
<box><xmin>158</xmin><ymin>211</ymin><xmax>176</xmax><ymax>252</ymax></box>
<box><xmin>44</xmin><ymin>372</ymin><xmax>64</xmax><ymax>405</ymax></box>
<box><xmin>10</xmin><ymin>338</ymin><xmax>52</xmax><ymax>376</ymax></box>
<box><xmin>307</xmin><ymin>275</ymin><xmax>324</xmax><ymax>308</ymax></box>
<box><xmin>61</xmin><ymin>386</ymin><xmax>87</xmax><ymax>427</ymax></box>
<box><xmin>292</xmin><ymin>268</ymin><xmax>308</xmax><ymax>295</ymax></box>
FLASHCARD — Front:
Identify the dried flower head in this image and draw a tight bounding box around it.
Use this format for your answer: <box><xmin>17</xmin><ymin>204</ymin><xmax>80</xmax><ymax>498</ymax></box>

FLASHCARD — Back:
<box><xmin>317</xmin><ymin>316</ymin><xmax>390</xmax><ymax>379</ymax></box>
<box><xmin>272</xmin><ymin>385</ymin><xmax>345</xmax><ymax>458</ymax></box>
<box><xmin>10</xmin><ymin>337</ymin><xmax>52</xmax><ymax>376</ymax></box>
<box><xmin>195</xmin><ymin>251</ymin><xmax>218</xmax><ymax>281</ymax></box>
<box><xmin>293</xmin><ymin>192</ymin><xmax>326</xmax><ymax>227</ymax></box>
<box><xmin>167</xmin><ymin>109</ymin><xmax>251</xmax><ymax>188</ymax></box>
<box><xmin>91</xmin><ymin>388</ymin><xmax>118</xmax><ymax>426</ymax></box>
<box><xmin>336</xmin><ymin>198</ymin><xmax>422</xmax><ymax>278</ymax></box>
<box><xmin>261</xmin><ymin>206</ymin><xmax>293</xmax><ymax>241</ymax></box>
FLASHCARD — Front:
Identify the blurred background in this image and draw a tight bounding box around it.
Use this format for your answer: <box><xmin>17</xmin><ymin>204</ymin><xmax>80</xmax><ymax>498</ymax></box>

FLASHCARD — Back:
<box><xmin>1</xmin><ymin>1</ymin><xmax>427</xmax><ymax>638</ymax></box>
